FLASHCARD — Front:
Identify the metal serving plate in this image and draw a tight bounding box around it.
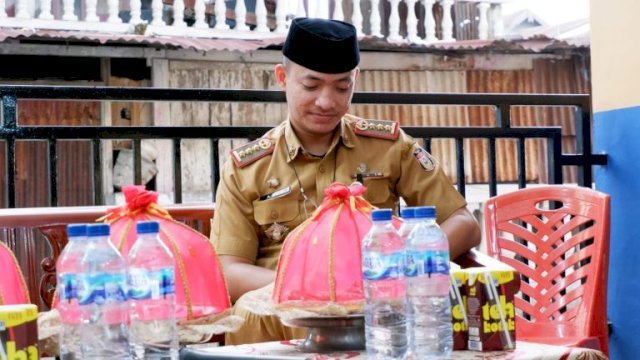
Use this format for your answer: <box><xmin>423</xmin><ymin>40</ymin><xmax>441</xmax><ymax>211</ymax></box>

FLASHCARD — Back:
<box><xmin>280</xmin><ymin>314</ymin><xmax>365</xmax><ymax>353</ymax></box>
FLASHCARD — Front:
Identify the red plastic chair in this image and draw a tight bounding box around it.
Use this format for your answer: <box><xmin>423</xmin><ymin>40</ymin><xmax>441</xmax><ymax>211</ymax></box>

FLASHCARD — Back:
<box><xmin>484</xmin><ymin>185</ymin><xmax>610</xmax><ymax>356</ymax></box>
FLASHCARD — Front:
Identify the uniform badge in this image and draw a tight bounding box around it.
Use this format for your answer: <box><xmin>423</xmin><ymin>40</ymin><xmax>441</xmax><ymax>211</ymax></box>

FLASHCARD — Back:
<box><xmin>412</xmin><ymin>144</ymin><xmax>436</xmax><ymax>172</ymax></box>
<box><xmin>265</xmin><ymin>222</ymin><xmax>289</xmax><ymax>243</ymax></box>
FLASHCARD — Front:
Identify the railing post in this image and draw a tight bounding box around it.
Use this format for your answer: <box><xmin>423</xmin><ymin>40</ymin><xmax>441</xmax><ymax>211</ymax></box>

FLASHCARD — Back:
<box><xmin>173</xmin><ymin>0</ymin><xmax>187</xmax><ymax>27</ymax></box>
<box><xmin>255</xmin><ymin>0</ymin><xmax>269</xmax><ymax>32</ymax></box>
<box><xmin>37</xmin><ymin>0</ymin><xmax>54</xmax><ymax>20</ymax></box>
<box><xmin>214</xmin><ymin>0</ymin><xmax>229</xmax><ymax>30</ymax></box>
<box><xmin>0</xmin><ymin>0</ymin><xmax>6</xmax><ymax>18</ymax></box>
<box><xmin>370</xmin><ymin>0</ymin><xmax>382</xmax><ymax>37</ymax></box>
<box><xmin>406</xmin><ymin>0</ymin><xmax>420</xmax><ymax>43</ymax></box>
<box><xmin>107</xmin><ymin>0</ymin><xmax>122</xmax><ymax>23</ymax></box>
<box><xmin>316</xmin><ymin>0</ymin><xmax>328</xmax><ymax>19</ymax></box>
<box><xmin>130</xmin><ymin>0</ymin><xmax>143</xmax><ymax>24</ymax></box>
<box><xmin>85</xmin><ymin>0</ymin><xmax>99</xmax><ymax>22</ymax></box>
<box><xmin>422</xmin><ymin>0</ymin><xmax>436</xmax><ymax>42</ymax></box>
<box><xmin>575</xmin><ymin>105</ymin><xmax>593</xmax><ymax>187</ymax></box>
<box><xmin>387</xmin><ymin>0</ymin><xmax>403</xmax><ymax>42</ymax></box>
<box><xmin>351</xmin><ymin>0</ymin><xmax>363</xmax><ymax>35</ymax></box>
<box><xmin>235</xmin><ymin>0</ymin><xmax>249</xmax><ymax>31</ymax></box>
<box><xmin>477</xmin><ymin>2</ymin><xmax>490</xmax><ymax>40</ymax></box>
<box><xmin>62</xmin><ymin>0</ymin><xmax>78</xmax><ymax>21</ymax></box>
<box><xmin>151</xmin><ymin>0</ymin><xmax>164</xmax><ymax>25</ymax></box>
<box><xmin>2</xmin><ymin>95</ymin><xmax>17</xmax><ymax>208</ymax></box>
<box><xmin>440</xmin><ymin>0</ymin><xmax>454</xmax><ymax>42</ymax></box>
<box><xmin>333</xmin><ymin>0</ymin><xmax>344</xmax><ymax>21</ymax></box>
<box><xmin>274</xmin><ymin>0</ymin><xmax>287</xmax><ymax>33</ymax></box>
<box><xmin>194</xmin><ymin>0</ymin><xmax>208</xmax><ymax>28</ymax></box>
<box><xmin>296</xmin><ymin>0</ymin><xmax>306</xmax><ymax>18</ymax></box>
<box><xmin>491</xmin><ymin>3</ymin><xmax>504</xmax><ymax>38</ymax></box>
<box><xmin>547</xmin><ymin>131</ymin><xmax>563</xmax><ymax>185</ymax></box>
<box><xmin>15</xmin><ymin>0</ymin><xmax>30</xmax><ymax>19</ymax></box>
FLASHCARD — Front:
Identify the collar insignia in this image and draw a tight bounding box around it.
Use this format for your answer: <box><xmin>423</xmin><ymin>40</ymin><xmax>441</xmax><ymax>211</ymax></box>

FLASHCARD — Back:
<box><xmin>230</xmin><ymin>138</ymin><xmax>275</xmax><ymax>168</ymax></box>
<box><xmin>354</xmin><ymin>119</ymin><xmax>399</xmax><ymax>140</ymax></box>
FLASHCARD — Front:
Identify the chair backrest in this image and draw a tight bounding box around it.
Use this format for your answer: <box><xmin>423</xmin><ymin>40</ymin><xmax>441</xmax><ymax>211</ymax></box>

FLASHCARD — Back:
<box><xmin>484</xmin><ymin>185</ymin><xmax>610</xmax><ymax>354</ymax></box>
<box><xmin>0</xmin><ymin>204</ymin><xmax>215</xmax><ymax>311</ymax></box>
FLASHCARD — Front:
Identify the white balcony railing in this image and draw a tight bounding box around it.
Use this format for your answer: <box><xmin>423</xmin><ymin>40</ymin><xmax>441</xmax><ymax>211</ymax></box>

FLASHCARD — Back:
<box><xmin>0</xmin><ymin>0</ymin><xmax>506</xmax><ymax>45</ymax></box>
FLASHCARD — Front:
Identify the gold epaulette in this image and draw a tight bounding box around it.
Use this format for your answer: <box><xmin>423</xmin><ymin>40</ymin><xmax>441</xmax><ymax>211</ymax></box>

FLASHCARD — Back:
<box><xmin>354</xmin><ymin>119</ymin><xmax>399</xmax><ymax>140</ymax></box>
<box><xmin>230</xmin><ymin>138</ymin><xmax>275</xmax><ymax>168</ymax></box>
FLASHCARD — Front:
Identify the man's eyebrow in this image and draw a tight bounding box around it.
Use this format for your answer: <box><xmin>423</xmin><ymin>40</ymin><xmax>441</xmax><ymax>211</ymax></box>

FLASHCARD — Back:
<box><xmin>301</xmin><ymin>74</ymin><xmax>353</xmax><ymax>83</ymax></box>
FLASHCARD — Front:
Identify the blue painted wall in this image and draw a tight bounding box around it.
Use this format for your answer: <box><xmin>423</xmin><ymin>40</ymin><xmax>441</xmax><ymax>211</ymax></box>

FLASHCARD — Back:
<box><xmin>594</xmin><ymin>106</ymin><xmax>640</xmax><ymax>359</ymax></box>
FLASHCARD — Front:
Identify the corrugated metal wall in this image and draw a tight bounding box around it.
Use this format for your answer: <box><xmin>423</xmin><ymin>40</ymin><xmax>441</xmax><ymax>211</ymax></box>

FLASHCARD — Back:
<box><xmin>0</xmin><ymin>100</ymin><xmax>100</xmax><ymax>207</ymax></box>
<box><xmin>166</xmin><ymin>52</ymin><xmax>589</xmax><ymax>189</ymax></box>
<box><xmin>0</xmin><ymin>51</ymin><xmax>590</xmax><ymax>208</ymax></box>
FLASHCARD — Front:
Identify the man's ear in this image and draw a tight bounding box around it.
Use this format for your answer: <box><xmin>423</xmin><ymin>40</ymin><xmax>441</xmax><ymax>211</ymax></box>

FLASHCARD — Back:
<box><xmin>274</xmin><ymin>64</ymin><xmax>287</xmax><ymax>89</ymax></box>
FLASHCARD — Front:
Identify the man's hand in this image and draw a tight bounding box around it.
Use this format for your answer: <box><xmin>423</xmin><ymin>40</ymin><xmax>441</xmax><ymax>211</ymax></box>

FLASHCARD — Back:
<box><xmin>220</xmin><ymin>255</ymin><xmax>276</xmax><ymax>303</ymax></box>
<box><xmin>440</xmin><ymin>207</ymin><xmax>482</xmax><ymax>259</ymax></box>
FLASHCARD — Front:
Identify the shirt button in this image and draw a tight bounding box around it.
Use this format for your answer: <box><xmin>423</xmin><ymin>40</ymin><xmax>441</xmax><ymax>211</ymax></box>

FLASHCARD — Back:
<box><xmin>318</xmin><ymin>165</ymin><xmax>325</xmax><ymax>173</ymax></box>
<box><xmin>270</xmin><ymin>210</ymin><xmax>278</xmax><ymax>219</ymax></box>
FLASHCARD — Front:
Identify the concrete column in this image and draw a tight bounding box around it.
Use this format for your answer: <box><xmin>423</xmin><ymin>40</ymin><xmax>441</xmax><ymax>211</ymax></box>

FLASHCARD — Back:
<box><xmin>591</xmin><ymin>0</ymin><xmax>640</xmax><ymax>358</ymax></box>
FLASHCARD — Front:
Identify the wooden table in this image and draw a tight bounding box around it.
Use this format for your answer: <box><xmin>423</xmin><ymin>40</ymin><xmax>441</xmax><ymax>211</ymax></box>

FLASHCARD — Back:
<box><xmin>183</xmin><ymin>339</ymin><xmax>608</xmax><ymax>359</ymax></box>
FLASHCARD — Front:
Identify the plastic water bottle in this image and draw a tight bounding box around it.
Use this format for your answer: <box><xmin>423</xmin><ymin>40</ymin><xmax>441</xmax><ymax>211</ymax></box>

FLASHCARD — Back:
<box><xmin>57</xmin><ymin>224</ymin><xmax>87</xmax><ymax>360</ymax></box>
<box><xmin>78</xmin><ymin>223</ymin><xmax>131</xmax><ymax>359</ymax></box>
<box><xmin>362</xmin><ymin>208</ymin><xmax>408</xmax><ymax>360</ymax></box>
<box><xmin>127</xmin><ymin>220</ymin><xmax>178</xmax><ymax>360</ymax></box>
<box><xmin>406</xmin><ymin>206</ymin><xmax>453</xmax><ymax>359</ymax></box>
<box><xmin>398</xmin><ymin>207</ymin><xmax>418</xmax><ymax>246</ymax></box>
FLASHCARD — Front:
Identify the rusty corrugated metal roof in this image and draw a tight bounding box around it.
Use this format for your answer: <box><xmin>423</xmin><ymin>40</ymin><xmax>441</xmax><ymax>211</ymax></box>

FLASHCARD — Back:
<box><xmin>0</xmin><ymin>28</ymin><xmax>285</xmax><ymax>52</ymax></box>
<box><xmin>0</xmin><ymin>26</ymin><xmax>588</xmax><ymax>53</ymax></box>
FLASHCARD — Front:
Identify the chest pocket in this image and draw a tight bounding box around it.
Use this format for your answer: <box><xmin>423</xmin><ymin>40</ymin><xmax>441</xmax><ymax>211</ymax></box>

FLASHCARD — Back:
<box><xmin>253</xmin><ymin>194</ymin><xmax>301</xmax><ymax>246</ymax></box>
<box><xmin>362</xmin><ymin>175</ymin><xmax>391</xmax><ymax>206</ymax></box>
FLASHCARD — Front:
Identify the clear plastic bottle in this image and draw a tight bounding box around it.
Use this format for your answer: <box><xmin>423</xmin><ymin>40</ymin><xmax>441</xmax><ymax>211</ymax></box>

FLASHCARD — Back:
<box><xmin>127</xmin><ymin>220</ymin><xmax>178</xmax><ymax>360</ymax></box>
<box><xmin>57</xmin><ymin>223</ymin><xmax>87</xmax><ymax>360</ymax></box>
<box><xmin>78</xmin><ymin>223</ymin><xmax>131</xmax><ymax>359</ymax></box>
<box><xmin>406</xmin><ymin>206</ymin><xmax>453</xmax><ymax>359</ymax></box>
<box><xmin>362</xmin><ymin>208</ymin><xmax>408</xmax><ymax>360</ymax></box>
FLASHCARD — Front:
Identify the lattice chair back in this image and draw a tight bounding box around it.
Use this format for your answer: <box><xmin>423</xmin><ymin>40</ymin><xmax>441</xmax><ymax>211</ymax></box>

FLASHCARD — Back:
<box><xmin>484</xmin><ymin>185</ymin><xmax>610</xmax><ymax>355</ymax></box>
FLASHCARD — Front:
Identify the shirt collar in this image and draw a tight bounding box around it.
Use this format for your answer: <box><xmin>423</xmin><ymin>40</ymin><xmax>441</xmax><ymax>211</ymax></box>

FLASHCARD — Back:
<box><xmin>284</xmin><ymin>117</ymin><xmax>355</xmax><ymax>163</ymax></box>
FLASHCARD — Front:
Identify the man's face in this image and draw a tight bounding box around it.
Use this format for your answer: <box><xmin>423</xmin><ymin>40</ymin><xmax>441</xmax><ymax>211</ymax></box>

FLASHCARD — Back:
<box><xmin>275</xmin><ymin>61</ymin><xmax>359</xmax><ymax>138</ymax></box>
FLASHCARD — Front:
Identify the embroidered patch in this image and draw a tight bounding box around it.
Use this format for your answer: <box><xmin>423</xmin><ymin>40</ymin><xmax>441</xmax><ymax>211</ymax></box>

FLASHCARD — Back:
<box><xmin>412</xmin><ymin>144</ymin><xmax>436</xmax><ymax>172</ymax></box>
<box><xmin>230</xmin><ymin>138</ymin><xmax>275</xmax><ymax>168</ymax></box>
<box><xmin>354</xmin><ymin>119</ymin><xmax>399</xmax><ymax>140</ymax></box>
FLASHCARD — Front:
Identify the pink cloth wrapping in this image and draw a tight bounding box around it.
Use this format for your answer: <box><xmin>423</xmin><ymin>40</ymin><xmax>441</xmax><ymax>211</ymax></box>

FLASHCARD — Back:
<box><xmin>272</xmin><ymin>182</ymin><xmax>400</xmax><ymax>311</ymax></box>
<box><xmin>0</xmin><ymin>242</ymin><xmax>30</xmax><ymax>305</ymax></box>
<box><xmin>102</xmin><ymin>185</ymin><xmax>230</xmax><ymax>321</ymax></box>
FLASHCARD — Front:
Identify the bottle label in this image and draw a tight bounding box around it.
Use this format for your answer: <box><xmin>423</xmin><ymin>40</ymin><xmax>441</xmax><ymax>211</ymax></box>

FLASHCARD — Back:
<box><xmin>58</xmin><ymin>273</ymin><xmax>78</xmax><ymax>302</ymax></box>
<box><xmin>77</xmin><ymin>273</ymin><xmax>127</xmax><ymax>306</ymax></box>
<box><xmin>362</xmin><ymin>252</ymin><xmax>404</xmax><ymax>280</ymax></box>
<box><xmin>405</xmin><ymin>250</ymin><xmax>449</xmax><ymax>277</ymax></box>
<box><xmin>127</xmin><ymin>267</ymin><xmax>175</xmax><ymax>300</ymax></box>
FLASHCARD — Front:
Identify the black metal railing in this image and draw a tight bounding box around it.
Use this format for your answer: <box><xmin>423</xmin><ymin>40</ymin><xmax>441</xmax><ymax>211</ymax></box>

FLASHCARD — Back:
<box><xmin>0</xmin><ymin>85</ymin><xmax>607</xmax><ymax>208</ymax></box>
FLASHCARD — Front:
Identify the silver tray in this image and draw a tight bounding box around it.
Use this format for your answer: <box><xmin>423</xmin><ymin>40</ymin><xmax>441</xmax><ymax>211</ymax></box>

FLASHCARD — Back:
<box><xmin>280</xmin><ymin>315</ymin><xmax>365</xmax><ymax>353</ymax></box>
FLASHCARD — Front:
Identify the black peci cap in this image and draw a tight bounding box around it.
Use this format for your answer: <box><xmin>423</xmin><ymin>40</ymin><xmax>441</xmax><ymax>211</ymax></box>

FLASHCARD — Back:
<box><xmin>283</xmin><ymin>17</ymin><xmax>360</xmax><ymax>74</ymax></box>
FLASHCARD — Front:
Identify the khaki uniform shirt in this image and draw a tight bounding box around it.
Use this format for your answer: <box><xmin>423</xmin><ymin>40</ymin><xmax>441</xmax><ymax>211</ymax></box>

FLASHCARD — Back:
<box><xmin>211</xmin><ymin>114</ymin><xmax>466</xmax><ymax>270</ymax></box>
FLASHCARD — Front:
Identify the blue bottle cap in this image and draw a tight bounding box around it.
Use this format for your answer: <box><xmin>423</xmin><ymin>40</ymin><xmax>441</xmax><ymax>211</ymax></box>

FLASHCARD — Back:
<box><xmin>86</xmin><ymin>223</ymin><xmax>110</xmax><ymax>236</ymax></box>
<box><xmin>67</xmin><ymin>224</ymin><xmax>87</xmax><ymax>237</ymax></box>
<box><xmin>371</xmin><ymin>209</ymin><xmax>393</xmax><ymax>221</ymax></box>
<box><xmin>415</xmin><ymin>206</ymin><xmax>436</xmax><ymax>219</ymax></box>
<box><xmin>400</xmin><ymin>207</ymin><xmax>415</xmax><ymax>219</ymax></box>
<box><xmin>137</xmin><ymin>220</ymin><xmax>160</xmax><ymax>234</ymax></box>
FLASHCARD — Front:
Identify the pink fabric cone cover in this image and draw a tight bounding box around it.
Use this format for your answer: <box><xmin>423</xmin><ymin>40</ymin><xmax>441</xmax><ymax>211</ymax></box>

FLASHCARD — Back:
<box><xmin>0</xmin><ymin>242</ymin><xmax>30</xmax><ymax>305</ymax></box>
<box><xmin>101</xmin><ymin>185</ymin><xmax>230</xmax><ymax>320</ymax></box>
<box><xmin>273</xmin><ymin>182</ymin><xmax>401</xmax><ymax>310</ymax></box>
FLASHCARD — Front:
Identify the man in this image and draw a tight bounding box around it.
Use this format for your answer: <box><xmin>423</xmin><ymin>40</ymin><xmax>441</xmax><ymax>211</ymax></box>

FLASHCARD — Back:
<box><xmin>211</xmin><ymin>17</ymin><xmax>481</xmax><ymax>345</ymax></box>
